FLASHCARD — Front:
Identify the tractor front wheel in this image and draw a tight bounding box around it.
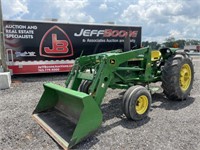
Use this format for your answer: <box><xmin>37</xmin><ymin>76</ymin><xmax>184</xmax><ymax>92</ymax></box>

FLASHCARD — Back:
<box><xmin>79</xmin><ymin>80</ymin><xmax>92</xmax><ymax>94</ymax></box>
<box><xmin>122</xmin><ymin>86</ymin><xmax>152</xmax><ymax>120</ymax></box>
<box><xmin>161</xmin><ymin>53</ymin><xmax>194</xmax><ymax>100</ymax></box>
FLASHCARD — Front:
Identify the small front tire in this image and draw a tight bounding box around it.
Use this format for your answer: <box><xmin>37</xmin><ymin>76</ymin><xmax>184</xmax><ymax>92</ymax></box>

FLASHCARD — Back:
<box><xmin>79</xmin><ymin>80</ymin><xmax>92</xmax><ymax>94</ymax></box>
<box><xmin>122</xmin><ymin>86</ymin><xmax>152</xmax><ymax>121</ymax></box>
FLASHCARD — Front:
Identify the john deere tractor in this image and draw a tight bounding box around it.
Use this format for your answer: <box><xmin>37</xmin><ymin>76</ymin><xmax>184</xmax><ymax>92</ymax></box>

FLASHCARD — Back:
<box><xmin>32</xmin><ymin>47</ymin><xmax>194</xmax><ymax>149</ymax></box>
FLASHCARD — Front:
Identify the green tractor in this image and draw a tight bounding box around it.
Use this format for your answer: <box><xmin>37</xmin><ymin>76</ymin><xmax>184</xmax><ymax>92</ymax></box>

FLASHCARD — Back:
<box><xmin>32</xmin><ymin>47</ymin><xmax>194</xmax><ymax>149</ymax></box>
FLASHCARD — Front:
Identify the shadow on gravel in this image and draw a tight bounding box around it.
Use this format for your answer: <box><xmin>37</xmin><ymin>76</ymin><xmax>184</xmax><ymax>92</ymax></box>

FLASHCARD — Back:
<box><xmin>11</xmin><ymin>72</ymin><xmax>68</xmax><ymax>83</ymax></box>
<box><xmin>74</xmin><ymin>97</ymin><xmax>150</xmax><ymax>149</ymax></box>
<box><xmin>100</xmin><ymin>97</ymin><xmax>150</xmax><ymax>130</ymax></box>
<box><xmin>151</xmin><ymin>93</ymin><xmax>195</xmax><ymax>110</ymax></box>
<box><xmin>75</xmin><ymin>92</ymin><xmax>195</xmax><ymax>149</ymax></box>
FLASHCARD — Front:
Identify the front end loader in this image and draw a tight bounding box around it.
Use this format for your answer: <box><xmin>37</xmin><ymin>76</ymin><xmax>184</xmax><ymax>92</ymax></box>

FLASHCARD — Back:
<box><xmin>32</xmin><ymin>47</ymin><xmax>194</xmax><ymax>149</ymax></box>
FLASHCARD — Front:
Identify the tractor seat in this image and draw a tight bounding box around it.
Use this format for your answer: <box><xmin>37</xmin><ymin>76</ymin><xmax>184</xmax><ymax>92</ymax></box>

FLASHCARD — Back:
<box><xmin>151</xmin><ymin>50</ymin><xmax>161</xmax><ymax>61</ymax></box>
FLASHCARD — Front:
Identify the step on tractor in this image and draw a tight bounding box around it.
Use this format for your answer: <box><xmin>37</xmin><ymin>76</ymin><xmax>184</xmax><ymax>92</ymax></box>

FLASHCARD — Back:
<box><xmin>32</xmin><ymin>46</ymin><xmax>194</xmax><ymax>149</ymax></box>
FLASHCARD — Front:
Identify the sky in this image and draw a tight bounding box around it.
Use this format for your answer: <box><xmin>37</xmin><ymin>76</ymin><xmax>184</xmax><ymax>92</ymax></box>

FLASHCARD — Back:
<box><xmin>2</xmin><ymin>0</ymin><xmax>200</xmax><ymax>42</ymax></box>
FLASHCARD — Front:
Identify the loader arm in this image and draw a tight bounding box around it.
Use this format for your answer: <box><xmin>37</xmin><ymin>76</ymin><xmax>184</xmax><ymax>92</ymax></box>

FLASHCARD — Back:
<box><xmin>65</xmin><ymin>47</ymin><xmax>153</xmax><ymax>106</ymax></box>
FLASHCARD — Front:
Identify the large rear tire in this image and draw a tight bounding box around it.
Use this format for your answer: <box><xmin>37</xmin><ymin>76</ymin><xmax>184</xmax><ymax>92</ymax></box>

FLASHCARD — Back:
<box><xmin>161</xmin><ymin>53</ymin><xmax>194</xmax><ymax>100</ymax></box>
<box><xmin>122</xmin><ymin>86</ymin><xmax>152</xmax><ymax>120</ymax></box>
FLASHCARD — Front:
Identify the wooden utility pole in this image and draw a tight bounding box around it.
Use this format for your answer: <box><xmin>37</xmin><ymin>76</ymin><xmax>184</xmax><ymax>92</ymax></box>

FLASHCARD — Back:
<box><xmin>0</xmin><ymin>0</ymin><xmax>7</xmax><ymax>72</ymax></box>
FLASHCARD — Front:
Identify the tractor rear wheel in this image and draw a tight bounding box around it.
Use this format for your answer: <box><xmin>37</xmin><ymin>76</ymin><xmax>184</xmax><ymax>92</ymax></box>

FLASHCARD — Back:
<box><xmin>122</xmin><ymin>86</ymin><xmax>152</xmax><ymax>120</ymax></box>
<box><xmin>161</xmin><ymin>53</ymin><xmax>194</xmax><ymax>100</ymax></box>
<box><xmin>79</xmin><ymin>80</ymin><xmax>92</xmax><ymax>94</ymax></box>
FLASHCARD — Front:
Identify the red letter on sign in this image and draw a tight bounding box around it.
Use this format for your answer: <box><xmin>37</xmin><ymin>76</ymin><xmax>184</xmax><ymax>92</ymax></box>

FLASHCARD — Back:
<box><xmin>44</xmin><ymin>34</ymin><xmax>69</xmax><ymax>53</ymax></box>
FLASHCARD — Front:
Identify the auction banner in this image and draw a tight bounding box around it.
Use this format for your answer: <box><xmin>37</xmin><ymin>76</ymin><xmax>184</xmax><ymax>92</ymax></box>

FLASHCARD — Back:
<box><xmin>3</xmin><ymin>20</ymin><xmax>142</xmax><ymax>74</ymax></box>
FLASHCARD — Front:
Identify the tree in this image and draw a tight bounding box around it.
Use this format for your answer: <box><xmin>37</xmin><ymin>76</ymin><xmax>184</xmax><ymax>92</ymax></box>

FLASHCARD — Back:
<box><xmin>185</xmin><ymin>39</ymin><xmax>200</xmax><ymax>45</ymax></box>
<box><xmin>142</xmin><ymin>41</ymin><xmax>161</xmax><ymax>49</ymax></box>
<box><xmin>163</xmin><ymin>37</ymin><xmax>186</xmax><ymax>48</ymax></box>
<box><xmin>175</xmin><ymin>40</ymin><xmax>186</xmax><ymax>48</ymax></box>
<box><xmin>163</xmin><ymin>37</ymin><xmax>175</xmax><ymax>47</ymax></box>
<box><xmin>142</xmin><ymin>41</ymin><xmax>149</xmax><ymax>47</ymax></box>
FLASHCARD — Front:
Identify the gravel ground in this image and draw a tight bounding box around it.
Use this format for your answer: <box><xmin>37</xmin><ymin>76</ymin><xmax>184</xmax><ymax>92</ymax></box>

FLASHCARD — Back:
<box><xmin>1</xmin><ymin>58</ymin><xmax>200</xmax><ymax>150</ymax></box>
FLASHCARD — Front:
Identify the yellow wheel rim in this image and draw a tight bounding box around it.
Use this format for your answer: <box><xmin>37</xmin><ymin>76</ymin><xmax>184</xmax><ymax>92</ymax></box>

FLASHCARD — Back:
<box><xmin>136</xmin><ymin>95</ymin><xmax>148</xmax><ymax>115</ymax></box>
<box><xmin>180</xmin><ymin>64</ymin><xmax>192</xmax><ymax>91</ymax></box>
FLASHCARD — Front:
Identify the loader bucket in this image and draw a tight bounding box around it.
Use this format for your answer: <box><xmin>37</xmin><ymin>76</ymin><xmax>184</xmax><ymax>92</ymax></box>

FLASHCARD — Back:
<box><xmin>32</xmin><ymin>83</ymin><xmax>103</xmax><ymax>149</ymax></box>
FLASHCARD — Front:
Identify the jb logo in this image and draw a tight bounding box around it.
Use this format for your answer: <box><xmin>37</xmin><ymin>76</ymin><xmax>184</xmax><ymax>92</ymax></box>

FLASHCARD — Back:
<box><xmin>40</xmin><ymin>26</ymin><xmax>73</xmax><ymax>58</ymax></box>
<box><xmin>44</xmin><ymin>34</ymin><xmax>69</xmax><ymax>54</ymax></box>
